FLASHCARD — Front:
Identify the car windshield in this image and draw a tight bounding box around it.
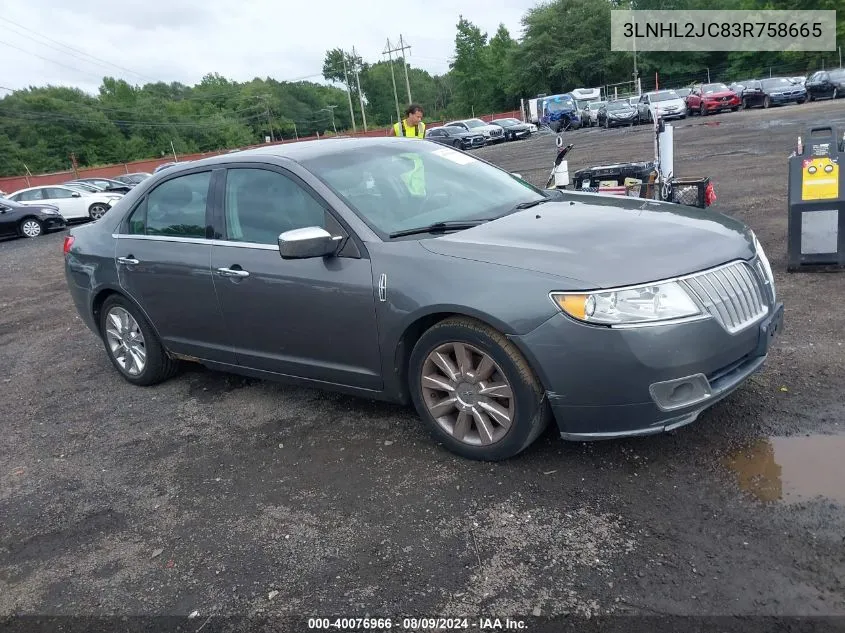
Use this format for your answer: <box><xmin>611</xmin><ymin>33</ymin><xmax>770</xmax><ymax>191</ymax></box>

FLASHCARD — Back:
<box><xmin>605</xmin><ymin>101</ymin><xmax>631</xmax><ymax>111</ymax></box>
<box><xmin>301</xmin><ymin>142</ymin><xmax>547</xmax><ymax>238</ymax></box>
<box><xmin>702</xmin><ymin>83</ymin><xmax>729</xmax><ymax>94</ymax></box>
<box><xmin>463</xmin><ymin>119</ymin><xmax>487</xmax><ymax>129</ymax></box>
<box><xmin>762</xmin><ymin>78</ymin><xmax>792</xmax><ymax>89</ymax></box>
<box><xmin>651</xmin><ymin>90</ymin><xmax>680</xmax><ymax>102</ymax></box>
<box><xmin>590</xmin><ymin>101</ymin><xmax>607</xmax><ymax>109</ymax></box>
<box><xmin>546</xmin><ymin>95</ymin><xmax>575</xmax><ymax>112</ymax></box>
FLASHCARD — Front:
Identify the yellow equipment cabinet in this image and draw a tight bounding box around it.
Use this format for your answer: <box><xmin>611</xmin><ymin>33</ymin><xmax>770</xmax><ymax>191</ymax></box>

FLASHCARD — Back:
<box><xmin>787</xmin><ymin>125</ymin><xmax>845</xmax><ymax>271</ymax></box>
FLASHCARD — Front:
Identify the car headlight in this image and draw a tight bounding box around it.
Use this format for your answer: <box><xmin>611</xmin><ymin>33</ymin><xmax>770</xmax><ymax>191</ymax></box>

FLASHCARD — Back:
<box><xmin>752</xmin><ymin>232</ymin><xmax>776</xmax><ymax>303</ymax></box>
<box><xmin>106</xmin><ymin>195</ymin><xmax>122</xmax><ymax>200</ymax></box>
<box><xmin>551</xmin><ymin>281</ymin><xmax>702</xmax><ymax>327</ymax></box>
<box><xmin>41</xmin><ymin>209</ymin><xmax>59</xmax><ymax>215</ymax></box>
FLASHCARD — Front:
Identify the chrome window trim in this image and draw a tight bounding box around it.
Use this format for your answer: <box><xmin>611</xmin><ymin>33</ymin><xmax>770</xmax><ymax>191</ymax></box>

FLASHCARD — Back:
<box><xmin>112</xmin><ymin>233</ymin><xmax>279</xmax><ymax>251</ymax></box>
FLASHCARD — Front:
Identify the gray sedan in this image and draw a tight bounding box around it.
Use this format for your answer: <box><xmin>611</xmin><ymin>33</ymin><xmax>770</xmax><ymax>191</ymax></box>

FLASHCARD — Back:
<box><xmin>63</xmin><ymin>137</ymin><xmax>783</xmax><ymax>461</ymax></box>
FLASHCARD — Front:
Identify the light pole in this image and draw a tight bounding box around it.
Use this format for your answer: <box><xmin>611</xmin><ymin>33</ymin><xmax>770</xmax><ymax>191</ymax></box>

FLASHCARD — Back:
<box><xmin>319</xmin><ymin>106</ymin><xmax>338</xmax><ymax>135</ymax></box>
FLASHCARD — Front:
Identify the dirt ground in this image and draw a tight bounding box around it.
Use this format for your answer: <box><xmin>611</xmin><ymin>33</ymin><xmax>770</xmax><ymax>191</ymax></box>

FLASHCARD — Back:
<box><xmin>1</xmin><ymin>100</ymin><xmax>845</xmax><ymax>631</ymax></box>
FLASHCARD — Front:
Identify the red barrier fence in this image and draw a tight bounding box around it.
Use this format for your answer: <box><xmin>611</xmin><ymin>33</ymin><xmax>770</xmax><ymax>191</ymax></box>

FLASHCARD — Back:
<box><xmin>0</xmin><ymin>111</ymin><xmax>523</xmax><ymax>193</ymax></box>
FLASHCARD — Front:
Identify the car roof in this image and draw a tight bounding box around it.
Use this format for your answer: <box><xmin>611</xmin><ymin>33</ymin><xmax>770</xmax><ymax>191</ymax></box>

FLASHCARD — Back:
<box><xmin>157</xmin><ymin>137</ymin><xmax>448</xmax><ymax>169</ymax></box>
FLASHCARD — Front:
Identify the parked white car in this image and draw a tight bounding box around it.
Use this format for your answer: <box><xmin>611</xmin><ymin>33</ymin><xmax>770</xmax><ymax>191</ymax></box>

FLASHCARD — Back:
<box><xmin>7</xmin><ymin>185</ymin><xmax>121</xmax><ymax>221</ymax></box>
<box><xmin>445</xmin><ymin>118</ymin><xmax>506</xmax><ymax>144</ymax></box>
<box><xmin>636</xmin><ymin>89</ymin><xmax>688</xmax><ymax>122</ymax></box>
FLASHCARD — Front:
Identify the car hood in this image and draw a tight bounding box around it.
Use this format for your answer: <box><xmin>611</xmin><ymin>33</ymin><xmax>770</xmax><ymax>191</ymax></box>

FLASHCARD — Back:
<box><xmin>652</xmin><ymin>99</ymin><xmax>686</xmax><ymax>109</ymax></box>
<box><xmin>607</xmin><ymin>108</ymin><xmax>636</xmax><ymax>116</ymax></box>
<box><xmin>419</xmin><ymin>196</ymin><xmax>754</xmax><ymax>289</ymax></box>
<box><xmin>702</xmin><ymin>90</ymin><xmax>737</xmax><ymax>99</ymax></box>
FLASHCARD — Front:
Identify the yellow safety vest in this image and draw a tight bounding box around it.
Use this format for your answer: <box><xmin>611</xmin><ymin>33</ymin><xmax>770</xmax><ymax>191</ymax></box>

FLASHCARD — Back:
<box><xmin>393</xmin><ymin>119</ymin><xmax>426</xmax><ymax>138</ymax></box>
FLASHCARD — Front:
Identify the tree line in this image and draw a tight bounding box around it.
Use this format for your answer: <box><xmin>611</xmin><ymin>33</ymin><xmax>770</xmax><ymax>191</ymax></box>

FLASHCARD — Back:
<box><xmin>1</xmin><ymin>0</ymin><xmax>842</xmax><ymax>177</ymax></box>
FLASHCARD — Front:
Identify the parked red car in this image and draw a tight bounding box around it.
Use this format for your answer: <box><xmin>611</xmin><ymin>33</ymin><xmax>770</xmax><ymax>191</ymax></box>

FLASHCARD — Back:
<box><xmin>686</xmin><ymin>83</ymin><xmax>741</xmax><ymax>115</ymax></box>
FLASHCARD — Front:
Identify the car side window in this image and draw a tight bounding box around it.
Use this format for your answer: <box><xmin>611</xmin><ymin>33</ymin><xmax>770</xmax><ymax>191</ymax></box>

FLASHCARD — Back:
<box><xmin>128</xmin><ymin>171</ymin><xmax>211</xmax><ymax>238</ymax></box>
<box><xmin>44</xmin><ymin>187</ymin><xmax>75</xmax><ymax>199</ymax></box>
<box><xmin>223</xmin><ymin>168</ymin><xmax>325</xmax><ymax>245</ymax></box>
<box><xmin>17</xmin><ymin>189</ymin><xmax>44</xmax><ymax>201</ymax></box>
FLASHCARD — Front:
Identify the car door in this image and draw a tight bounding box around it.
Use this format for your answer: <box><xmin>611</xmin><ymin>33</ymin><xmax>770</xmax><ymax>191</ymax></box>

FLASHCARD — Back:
<box><xmin>805</xmin><ymin>72</ymin><xmax>821</xmax><ymax>98</ymax></box>
<box><xmin>687</xmin><ymin>88</ymin><xmax>701</xmax><ymax>110</ymax></box>
<box><xmin>745</xmin><ymin>81</ymin><xmax>764</xmax><ymax>107</ymax></box>
<box><xmin>0</xmin><ymin>202</ymin><xmax>19</xmax><ymax>237</ymax></box>
<box><xmin>42</xmin><ymin>186</ymin><xmax>89</xmax><ymax>219</ymax></box>
<box><xmin>115</xmin><ymin>167</ymin><xmax>235</xmax><ymax>364</ymax></box>
<box><xmin>209</xmin><ymin>164</ymin><xmax>383</xmax><ymax>390</ymax></box>
<box><xmin>637</xmin><ymin>94</ymin><xmax>650</xmax><ymax>120</ymax></box>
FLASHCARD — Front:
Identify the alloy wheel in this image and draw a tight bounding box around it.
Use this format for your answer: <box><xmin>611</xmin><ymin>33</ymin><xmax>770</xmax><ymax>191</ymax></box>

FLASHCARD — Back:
<box><xmin>104</xmin><ymin>306</ymin><xmax>147</xmax><ymax>376</ymax></box>
<box><xmin>420</xmin><ymin>341</ymin><xmax>515</xmax><ymax>446</ymax></box>
<box><xmin>89</xmin><ymin>204</ymin><xmax>108</xmax><ymax>220</ymax></box>
<box><xmin>21</xmin><ymin>220</ymin><xmax>42</xmax><ymax>238</ymax></box>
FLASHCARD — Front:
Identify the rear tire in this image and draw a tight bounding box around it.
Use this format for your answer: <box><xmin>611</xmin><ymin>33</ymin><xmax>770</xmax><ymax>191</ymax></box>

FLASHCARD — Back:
<box><xmin>99</xmin><ymin>294</ymin><xmax>180</xmax><ymax>386</ymax></box>
<box><xmin>408</xmin><ymin>316</ymin><xmax>550</xmax><ymax>461</ymax></box>
<box><xmin>89</xmin><ymin>203</ymin><xmax>109</xmax><ymax>220</ymax></box>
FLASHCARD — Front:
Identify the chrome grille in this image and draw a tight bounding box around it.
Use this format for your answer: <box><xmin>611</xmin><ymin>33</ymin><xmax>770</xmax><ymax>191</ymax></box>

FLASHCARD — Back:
<box><xmin>681</xmin><ymin>261</ymin><xmax>768</xmax><ymax>334</ymax></box>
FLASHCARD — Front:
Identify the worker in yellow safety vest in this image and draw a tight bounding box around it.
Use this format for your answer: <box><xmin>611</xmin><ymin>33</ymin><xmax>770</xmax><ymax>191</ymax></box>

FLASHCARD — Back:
<box><xmin>390</xmin><ymin>104</ymin><xmax>427</xmax><ymax>196</ymax></box>
<box><xmin>391</xmin><ymin>103</ymin><xmax>426</xmax><ymax>138</ymax></box>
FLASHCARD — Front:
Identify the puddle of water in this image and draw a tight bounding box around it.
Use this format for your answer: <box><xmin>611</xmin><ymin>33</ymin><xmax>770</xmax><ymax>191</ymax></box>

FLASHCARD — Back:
<box><xmin>724</xmin><ymin>434</ymin><xmax>845</xmax><ymax>504</ymax></box>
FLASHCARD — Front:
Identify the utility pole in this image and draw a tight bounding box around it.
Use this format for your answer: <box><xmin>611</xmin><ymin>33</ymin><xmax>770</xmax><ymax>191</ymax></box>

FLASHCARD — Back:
<box><xmin>322</xmin><ymin>105</ymin><xmax>338</xmax><ymax>135</ymax></box>
<box><xmin>352</xmin><ymin>46</ymin><xmax>368</xmax><ymax>131</ymax></box>
<box><xmin>398</xmin><ymin>34</ymin><xmax>412</xmax><ymax>103</ymax></box>
<box><xmin>260</xmin><ymin>94</ymin><xmax>275</xmax><ymax>141</ymax></box>
<box><xmin>383</xmin><ymin>38</ymin><xmax>401</xmax><ymax>123</ymax></box>
<box><xmin>341</xmin><ymin>52</ymin><xmax>357</xmax><ymax>133</ymax></box>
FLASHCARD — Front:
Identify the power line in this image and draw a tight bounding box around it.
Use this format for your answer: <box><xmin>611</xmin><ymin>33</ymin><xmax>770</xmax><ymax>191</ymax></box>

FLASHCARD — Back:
<box><xmin>0</xmin><ymin>17</ymin><xmax>158</xmax><ymax>82</ymax></box>
<box><xmin>0</xmin><ymin>39</ymin><xmax>113</xmax><ymax>81</ymax></box>
<box><xmin>0</xmin><ymin>110</ymin><xmax>267</xmax><ymax>129</ymax></box>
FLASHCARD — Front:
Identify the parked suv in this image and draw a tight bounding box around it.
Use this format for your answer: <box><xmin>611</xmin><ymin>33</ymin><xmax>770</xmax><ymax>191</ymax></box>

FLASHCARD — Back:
<box><xmin>805</xmin><ymin>69</ymin><xmax>845</xmax><ymax>101</ymax></box>
<box><xmin>686</xmin><ymin>83</ymin><xmax>741</xmax><ymax>115</ymax></box>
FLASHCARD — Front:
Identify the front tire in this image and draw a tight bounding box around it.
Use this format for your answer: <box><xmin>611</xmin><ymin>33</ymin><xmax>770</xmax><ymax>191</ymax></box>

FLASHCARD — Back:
<box><xmin>408</xmin><ymin>316</ymin><xmax>550</xmax><ymax>461</ymax></box>
<box><xmin>19</xmin><ymin>218</ymin><xmax>43</xmax><ymax>238</ymax></box>
<box><xmin>99</xmin><ymin>295</ymin><xmax>180</xmax><ymax>386</ymax></box>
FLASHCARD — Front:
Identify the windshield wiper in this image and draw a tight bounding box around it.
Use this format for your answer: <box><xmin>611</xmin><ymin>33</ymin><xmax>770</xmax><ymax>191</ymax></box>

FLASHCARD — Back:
<box><xmin>513</xmin><ymin>197</ymin><xmax>555</xmax><ymax>210</ymax></box>
<box><xmin>388</xmin><ymin>220</ymin><xmax>491</xmax><ymax>238</ymax></box>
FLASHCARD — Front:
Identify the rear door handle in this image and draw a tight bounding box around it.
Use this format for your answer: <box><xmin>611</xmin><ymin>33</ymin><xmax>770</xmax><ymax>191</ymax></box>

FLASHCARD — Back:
<box><xmin>117</xmin><ymin>256</ymin><xmax>139</xmax><ymax>265</ymax></box>
<box><xmin>216</xmin><ymin>267</ymin><xmax>250</xmax><ymax>278</ymax></box>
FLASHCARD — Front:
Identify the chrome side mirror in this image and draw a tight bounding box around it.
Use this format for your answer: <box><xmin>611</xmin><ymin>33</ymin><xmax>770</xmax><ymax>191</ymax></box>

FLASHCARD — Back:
<box><xmin>278</xmin><ymin>226</ymin><xmax>341</xmax><ymax>259</ymax></box>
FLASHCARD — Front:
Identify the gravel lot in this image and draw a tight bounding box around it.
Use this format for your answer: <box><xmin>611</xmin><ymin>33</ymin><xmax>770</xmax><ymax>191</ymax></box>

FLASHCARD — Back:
<box><xmin>2</xmin><ymin>100</ymin><xmax>844</xmax><ymax>629</ymax></box>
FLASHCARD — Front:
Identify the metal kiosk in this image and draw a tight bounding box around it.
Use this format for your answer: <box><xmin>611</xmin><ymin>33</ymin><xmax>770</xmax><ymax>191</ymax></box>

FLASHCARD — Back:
<box><xmin>787</xmin><ymin>125</ymin><xmax>845</xmax><ymax>271</ymax></box>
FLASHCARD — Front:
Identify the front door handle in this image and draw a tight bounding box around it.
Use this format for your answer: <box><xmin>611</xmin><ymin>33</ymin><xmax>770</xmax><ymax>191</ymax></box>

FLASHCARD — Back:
<box><xmin>216</xmin><ymin>267</ymin><xmax>250</xmax><ymax>278</ymax></box>
<box><xmin>117</xmin><ymin>256</ymin><xmax>139</xmax><ymax>265</ymax></box>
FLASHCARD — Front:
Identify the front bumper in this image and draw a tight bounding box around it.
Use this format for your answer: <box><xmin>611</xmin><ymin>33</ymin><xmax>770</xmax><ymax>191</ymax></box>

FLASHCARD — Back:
<box><xmin>42</xmin><ymin>216</ymin><xmax>67</xmax><ymax>231</ymax></box>
<box><xmin>770</xmin><ymin>93</ymin><xmax>805</xmax><ymax>104</ymax></box>
<box><xmin>656</xmin><ymin>109</ymin><xmax>686</xmax><ymax>119</ymax></box>
<box><xmin>607</xmin><ymin>115</ymin><xmax>637</xmax><ymax>126</ymax></box>
<box><xmin>702</xmin><ymin>99</ymin><xmax>740</xmax><ymax>111</ymax></box>
<box><xmin>510</xmin><ymin>300</ymin><xmax>784</xmax><ymax>440</ymax></box>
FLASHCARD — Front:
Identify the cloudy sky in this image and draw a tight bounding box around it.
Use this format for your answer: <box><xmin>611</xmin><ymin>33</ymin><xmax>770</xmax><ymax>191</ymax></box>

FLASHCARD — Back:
<box><xmin>1</xmin><ymin>0</ymin><xmax>536</xmax><ymax>95</ymax></box>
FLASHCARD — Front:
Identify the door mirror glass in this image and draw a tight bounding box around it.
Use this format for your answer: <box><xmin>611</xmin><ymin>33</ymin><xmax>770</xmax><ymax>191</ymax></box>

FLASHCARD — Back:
<box><xmin>278</xmin><ymin>226</ymin><xmax>340</xmax><ymax>259</ymax></box>
<box><xmin>71</xmin><ymin>191</ymin><xmax>81</xmax><ymax>197</ymax></box>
